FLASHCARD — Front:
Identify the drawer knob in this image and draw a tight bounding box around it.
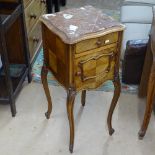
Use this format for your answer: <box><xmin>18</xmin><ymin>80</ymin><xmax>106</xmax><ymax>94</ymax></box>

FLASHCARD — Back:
<box><xmin>105</xmin><ymin>39</ymin><xmax>110</xmax><ymax>44</ymax></box>
<box><xmin>30</xmin><ymin>13</ymin><xmax>37</xmax><ymax>19</ymax></box>
<box><xmin>33</xmin><ymin>37</ymin><xmax>39</xmax><ymax>43</ymax></box>
<box><xmin>40</xmin><ymin>0</ymin><xmax>46</xmax><ymax>4</ymax></box>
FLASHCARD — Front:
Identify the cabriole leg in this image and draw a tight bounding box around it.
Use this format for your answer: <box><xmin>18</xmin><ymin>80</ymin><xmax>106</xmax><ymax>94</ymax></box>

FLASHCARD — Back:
<box><xmin>27</xmin><ymin>69</ymin><xmax>32</xmax><ymax>83</ymax></box>
<box><xmin>41</xmin><ymin>66</ymin><xmax>52</xmax><ymax>119</ymax></box>
<box><xmin>81</xmin><ymin>90</ymin><xmax>86</xmax><ymax>106</ymax></box>
<box><xmin>10</xmin><ymin>98</ymin><xmax>16</xmax><ymax>117</ymax></box>
<box><xmin>107</xmin><ymin>75</ymin><xmax>121</xmax><ymax>135</ymax></box>
<box><xmin>66</xmin><ymin>88</ymin><xmax>76</xmax><ymax>153</ymax></box>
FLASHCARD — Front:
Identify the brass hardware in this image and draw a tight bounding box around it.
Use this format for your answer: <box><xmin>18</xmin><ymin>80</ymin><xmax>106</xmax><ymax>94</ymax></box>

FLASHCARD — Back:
<box><xmin>30</xmin><ymin>13</ymin><xmax>37</xmax><ymax>19</ymax></box>
<box><xmin>105</xmin><ymin>39</ymin><xmax>110</xmax><ymax>44</ymax></box>
<box><xmin>96</xmin><ymin>39</ymin><xmax>110</xmax><ymax>46</ymax></box>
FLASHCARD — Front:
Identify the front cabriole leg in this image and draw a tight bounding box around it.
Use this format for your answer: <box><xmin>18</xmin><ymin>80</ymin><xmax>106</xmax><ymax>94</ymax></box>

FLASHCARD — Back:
<box><xmin>66</xmin><ymin>88</ymin><xmax>76</xmax><ymax>153</ymax></box>
<box><xmin>81</xmin><ymin>90</ymin><xmax>86</xmax><ymax>106</ymax></box>
<box><xmin>41</xmin><ymin>65</ymin><xmax>52</xmax><ymax>119</ymax></box>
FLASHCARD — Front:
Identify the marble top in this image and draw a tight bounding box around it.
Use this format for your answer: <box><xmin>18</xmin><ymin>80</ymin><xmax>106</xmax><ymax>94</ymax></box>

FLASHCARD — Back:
<box><xmin>40</xmin><ymin>6</ymin><xmax>125</xmax><ymax>44</ymax></box>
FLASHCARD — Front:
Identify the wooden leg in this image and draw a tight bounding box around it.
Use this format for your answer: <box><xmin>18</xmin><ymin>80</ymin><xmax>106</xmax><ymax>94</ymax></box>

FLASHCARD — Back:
<box><xmin>41</xmin><ymin>66</ymin><xmax>52</xmax><ymax>119</ymax></box>
<box><xmin>10</xmin><ymin>98</ymin><xmax>16</xmax><ymax>117</ymax></box>
<box><xmin>66</xmin><ymin>88</ymin><xmax>76</xmax><ymax>153</ymax></box>
<box><xmin>81</xmin><ymin>90</ymin><xmax>86</xmax><ymax>106</ymax></box>
<box><xmin>27</xmin><ymin>70</ymin><xmax>32</xmax><ymax>83</ymax></box>
<box><xmin>138</xmin><ymin>72</ymin><xmax>155</xmax><ymax>139</ymax></box>
<box><xmin>138</xmin><ymin>39</ymin><xmax>152</xmax><ymax>98</ymax></box>
<box><xmin>107</xmin><ymin>75</ymin><xmax>121</xmax><ymax>135</ymax></box>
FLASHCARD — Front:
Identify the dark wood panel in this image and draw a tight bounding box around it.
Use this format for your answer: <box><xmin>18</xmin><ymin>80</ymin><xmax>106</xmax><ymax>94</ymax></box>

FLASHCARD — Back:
<box><xmin>0</xmin><ymin>1</ymin><xmax>31</xmax><ymax>117</ymax></box>
<box><xmin>6</xmin><ymin>17</ymin><xmax>25</xmax><ymax>64</ymax></box>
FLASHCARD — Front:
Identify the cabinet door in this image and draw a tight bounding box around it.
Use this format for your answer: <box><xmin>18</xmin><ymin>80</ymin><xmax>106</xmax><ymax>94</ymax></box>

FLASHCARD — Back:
<box><xmin>74</xmin><ymin>46</ymin><xmax>117</xmax><ymax>90</ymax></box>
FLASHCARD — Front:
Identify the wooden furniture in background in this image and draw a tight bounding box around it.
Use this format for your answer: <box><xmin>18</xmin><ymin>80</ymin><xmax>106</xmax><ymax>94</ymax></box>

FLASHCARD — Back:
<box><xmin>0</xmin><ymin>0</ymin><xmax>31</xmax><ymax>116</ymax></box>
<box><xmin>40</xmin><ymin>6</ymin><xmax>124</xmax><ymax>153</ymax></box>
<box><xmin>60</xmin><ymin>0</ymin><xmax>66</xmax><ymax>6</ymax></box>
<box><xmin>138</xmin><ymin>7</ymin><xmax>155</xmax><ymax>139</ymax></box>
<box><xmin>46</xmin><ymin>0</ymin><xmax>60</xmax><ymax>13</ymax></box>
<box><xmin>138</xmin><ymin>34</ymin><xmax>155</xmax><ymax>113</ymax></box>
<box><xmin>46</xmin><ymin>0</ymin><xmax>67</xmax><ymax>13</ymax></box>
<box><xmin>23</xmin><ymin>0</ymin><xmax>46</xmax><ymax>62</ymax></box>
<box><xmin>138</xmin><ymin>39</ymin><xmax>152</xmax><ymax>98</ymax></box>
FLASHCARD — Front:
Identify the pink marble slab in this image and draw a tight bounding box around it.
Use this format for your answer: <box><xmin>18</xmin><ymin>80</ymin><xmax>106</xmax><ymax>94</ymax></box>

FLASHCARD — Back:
<box><xmin>40</xmin><ymin>5</ymin><xmax>125</xmax><ymax>44</ymax></box>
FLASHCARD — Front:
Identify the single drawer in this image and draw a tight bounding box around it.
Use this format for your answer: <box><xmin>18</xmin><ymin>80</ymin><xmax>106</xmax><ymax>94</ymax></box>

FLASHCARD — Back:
<box><xmin>28</xmin><ymin>21</ymin><xmax>42</xmax><ymax>59</ymax></box>
<box><xmin>74</xmin><ymin>47</ymin><xmax>116</xmax><ymax>90</ymax></box>
<box><xmin>25</xmin><ymin>0</ymin><xmax>46</xmax><ymax>33</ymax></box>
<box><xmin>75</xmin><ymin>32</ymin><xmax>118</xmax><ymax>53</ymax></box>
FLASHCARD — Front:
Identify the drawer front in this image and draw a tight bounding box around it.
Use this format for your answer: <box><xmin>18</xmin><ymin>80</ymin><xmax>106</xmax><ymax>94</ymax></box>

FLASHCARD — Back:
<box><xmin>75</xmin><ymin>32</ymin><xmax>118</xmax><ymax>53</ymax></box>
<box><xmin>74</xmin><ymin>47</ymin><xmax>117</xmax><ymax>90</ymax></box>
<box><xmin>28</xmin><ymin>21</ymin><xmax>42</xmax><ymax>59</ymax></box>
<box><xmin>25</xmin><ymin>0</ymin><xmax>46</xmax><ymax>33</ymax></box>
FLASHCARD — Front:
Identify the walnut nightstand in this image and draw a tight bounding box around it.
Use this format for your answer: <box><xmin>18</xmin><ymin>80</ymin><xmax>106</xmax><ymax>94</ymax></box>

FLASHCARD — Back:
<box><xmin>40</xmin><ymin>6</ymin><xmax>125</xmax><ymax>153</ymax></box>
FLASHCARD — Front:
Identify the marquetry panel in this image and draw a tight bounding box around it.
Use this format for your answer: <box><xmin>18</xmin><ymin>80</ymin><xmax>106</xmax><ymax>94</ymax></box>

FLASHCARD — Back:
<box><xmin>74</xmin><ymin>46</ymin><xmax>116</xmax><ymax>90</ymax></box>
<box><xmin>49</xmin><ymin>50</ymin><xmax>57</xmax><ymax>73</ymax></box>
<box><xmin>42</xmin><ymin>24</ymin><xmax>68</xmax><ymax>87</ymax></box>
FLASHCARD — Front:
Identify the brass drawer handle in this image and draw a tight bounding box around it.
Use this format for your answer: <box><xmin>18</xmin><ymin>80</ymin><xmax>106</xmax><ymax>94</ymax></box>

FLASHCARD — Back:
<box><xmin>96</xmin><ymin>39</ymin><xmax>110</xmax><ymax>46</ymax></box>
<box><xmin>33</xmin><ymin>37</ymin><xmax>39</xmax><ymax>43</ymax></box>
<box><xmin>105</xmin><ymin>39</ymin><xmax>110</xmax><ymax>44</ymax></box>
<box><xmin>30</xmin><ymin>13</ymin><xmax>37</xmax><ymax>19</ymax></box>
<box><xmin>40</xmin><ymin>0</ymin><xmax>46</xmax><ymax>4</ymax></box>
